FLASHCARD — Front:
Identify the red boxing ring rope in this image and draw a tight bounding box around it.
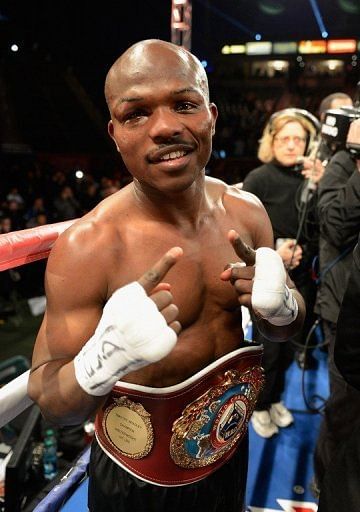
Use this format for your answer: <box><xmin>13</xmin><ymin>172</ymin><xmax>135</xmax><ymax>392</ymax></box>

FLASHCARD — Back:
<box><xmin>0</xmin><ymin>219</ymin><xmax>76</xmax><ymax>271</ymax></box>
<box><xmin>0</xmin><ymin>219</ymin><xmax>77</xmax><ymax>427</ymax></box>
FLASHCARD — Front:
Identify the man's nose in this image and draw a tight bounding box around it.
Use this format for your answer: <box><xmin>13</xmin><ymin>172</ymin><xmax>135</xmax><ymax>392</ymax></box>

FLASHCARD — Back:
<box><xmin>148</xmin><ymin>108</ymin><xmax>183</xmax><ymax>142</ymax></box>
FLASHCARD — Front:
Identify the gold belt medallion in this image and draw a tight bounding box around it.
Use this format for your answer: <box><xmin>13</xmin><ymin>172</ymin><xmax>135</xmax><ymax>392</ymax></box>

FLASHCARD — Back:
<box><xmin>102</xmin><ymin>396</ymin><xmax>154</xmax><ymax>459</ymax></box>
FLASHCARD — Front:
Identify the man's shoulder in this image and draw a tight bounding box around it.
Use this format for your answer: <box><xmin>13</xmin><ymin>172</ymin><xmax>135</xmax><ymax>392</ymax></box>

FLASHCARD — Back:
<box><xmin>48</xmin><ymin>189</ymin><xmax>131</xmax><ymax>267</ymax></box>
<box><xmin>205</xmin><ymin>176</ymin><xmax>266</xmax><ymax>213</ymax></box>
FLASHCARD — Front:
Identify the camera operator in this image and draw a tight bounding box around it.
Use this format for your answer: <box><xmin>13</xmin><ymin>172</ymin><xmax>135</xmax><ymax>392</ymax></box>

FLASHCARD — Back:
<box><xmin>318</xmin><ymin>235</ymin><xmax>360</xmax><ymax>511</ymax></box>
<box><xmin>313</xmin><ymin>113</ymin><xmax>360</xmax><ymax>498</ymax></box>
<box><xmin>318</xmin><ymin>92</ymin><xmax>353</xmax><ymax>123</ymax></box>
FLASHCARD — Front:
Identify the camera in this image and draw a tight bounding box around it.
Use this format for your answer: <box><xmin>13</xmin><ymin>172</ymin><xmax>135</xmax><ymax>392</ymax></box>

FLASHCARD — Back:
<box><xmin>318</xmin><ymin>105</ymin><xmax>360</xmax><ymax>163</ymax></box>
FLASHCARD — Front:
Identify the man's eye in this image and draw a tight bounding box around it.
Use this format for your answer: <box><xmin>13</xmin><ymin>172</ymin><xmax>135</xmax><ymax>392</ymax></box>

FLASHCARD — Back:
<box><xmin>176</xmin><ymin>102</ymin><xmax>196</xmax><ymax>112</ymax></box>
<box><xmin>124</xmin><ymin>110</ymin><xmax>147</xmax><ymax>122</ymax></box>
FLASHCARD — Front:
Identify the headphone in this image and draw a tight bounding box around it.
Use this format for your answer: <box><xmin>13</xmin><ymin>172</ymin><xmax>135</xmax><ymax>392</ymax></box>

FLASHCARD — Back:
<box><xmin>268</xmin><ymin>108</ymin><xmax>321</xmax><ymax>157</ymax></box>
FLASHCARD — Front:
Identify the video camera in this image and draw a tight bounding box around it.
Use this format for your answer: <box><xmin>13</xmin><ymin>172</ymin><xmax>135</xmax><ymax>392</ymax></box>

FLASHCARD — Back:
<box><xmin>318</xmin><ymin>83</ymin><xmax>360</xmax><ymax>163</ymax></box>
<box><xmin>319</xmin><ymin>106</ymin><xmax>360</xmax><ymax>161</ymax></box>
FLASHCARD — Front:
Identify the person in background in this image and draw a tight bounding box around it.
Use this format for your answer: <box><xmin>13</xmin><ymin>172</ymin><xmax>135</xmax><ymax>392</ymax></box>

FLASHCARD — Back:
<box><xmin>318</xmin><ymin>92</ymin><xmax>353</xmax><ymax>123</ymax></box>
<box><xmin>317</xmin><ymin>92</ymin><xmax>354</xmax><ymax>166</ymax></box>
<box><xmin>53</xmin><ymin>185</ymin><xmax>81</xmax><ymax>221</ymax></box>
<box><xmin>6</xmin><ymin>187</ymin><xmax>25</xmax><ymax>208</ymax></box>
<box><xmin>241</xmin><ymin>108</ymin><xmax>323</xmax><ymax>438</ymax></box>
<box><xmin>4</xmin><ymin>199</ymin><xmax>25</xmax><ymax>231</ymax></box>
<box><xmin>316</xmin><ymin>232</ymin><xmax>360</xmax><ymax>512</ymax></box>
<box><xmin>0</xmin><ymin>216</ymin><xmax>12</xmax><ymax>234</ymax></box>
<box><xmin>79</xmin><ymin>183</ymin><xmax>101</xmax><ymax>214</ymax></box>
<box><xmin>313</xmin><ymin>117</ymin><xmax>360</xmax><ymax>497</ymax></box>
<box><xmin>0</xmin><ymin>216</ymin><xmax>21</xmax><ymax>314</ymax></box>
<box><xmin>24</xmin><ymin>197</ymin><xmax>49</xmax><ymax>228</ymax></box>
<box><xmin>28</xmin><ymin>39</ymin><xmax>305</xmax><ymax>512</ymax></box>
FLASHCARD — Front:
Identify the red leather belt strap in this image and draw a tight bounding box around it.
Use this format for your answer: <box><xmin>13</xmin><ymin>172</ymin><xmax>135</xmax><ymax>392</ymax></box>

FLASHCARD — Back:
<box><xmin>95</xmin><ymin>343</ymin><xmax>264</xmax><ymax>486</ymax></box>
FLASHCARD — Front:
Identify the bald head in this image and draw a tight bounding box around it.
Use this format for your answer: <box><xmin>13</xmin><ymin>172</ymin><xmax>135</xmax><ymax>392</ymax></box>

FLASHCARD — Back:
<box><xmin>104</xmin><ymin>39</ymin><xmax>210</xmax><ymax>110</ymax></box>
<box><xmin>319</xmin><ymin>92</ymin><xmax>353</xmax><ymax>121</ymax></box>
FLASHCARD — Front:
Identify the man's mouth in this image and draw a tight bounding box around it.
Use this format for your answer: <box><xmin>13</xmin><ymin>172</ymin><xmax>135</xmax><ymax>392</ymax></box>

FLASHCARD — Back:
<box><xmin>159</xmin><ymin>150</ymin><xmax>188</xmax><ymax>161</ymax></box>
<box><xmin>148</xmin><ymin>144</ymin><xmax>194</xmax><ymax>164</ymax></box>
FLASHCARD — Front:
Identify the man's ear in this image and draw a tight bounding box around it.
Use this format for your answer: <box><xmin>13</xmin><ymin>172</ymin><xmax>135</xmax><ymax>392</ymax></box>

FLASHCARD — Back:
<box><xmin>108</xmin><ymin>120</ymin><xmax>120</xmax><ymax>152</ymax></box>
<box><xmin>209</xmin><ymin>103</ymin><xmax>218</xmax><ymax>136</ymax></box>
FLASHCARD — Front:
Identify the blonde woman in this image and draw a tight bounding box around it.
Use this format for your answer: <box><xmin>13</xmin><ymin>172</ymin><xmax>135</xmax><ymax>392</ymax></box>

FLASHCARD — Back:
<box><xmin>241</xmin><ymin>108</ymin><xmax>323</xmax><ymax>438</ymax></box>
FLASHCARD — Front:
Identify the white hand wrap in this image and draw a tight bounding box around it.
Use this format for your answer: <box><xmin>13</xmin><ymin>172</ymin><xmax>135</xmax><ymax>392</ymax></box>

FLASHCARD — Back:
<box><xmin>252</xmin><ymin>248</ymin><xmax>298</xmax><ymax>326</ymax></box>
<box><xmin>74</xmin><ymin>282</ymin><xmax>177</xmax><ymax>396</ymax></box>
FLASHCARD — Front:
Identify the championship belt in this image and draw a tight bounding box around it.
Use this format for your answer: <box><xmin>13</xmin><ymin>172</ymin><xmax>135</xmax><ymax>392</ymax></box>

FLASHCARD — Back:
<box><xmin>95</xmin><ymin>342</ymin><xmax>264</xmax><ymax>486</ymax></box>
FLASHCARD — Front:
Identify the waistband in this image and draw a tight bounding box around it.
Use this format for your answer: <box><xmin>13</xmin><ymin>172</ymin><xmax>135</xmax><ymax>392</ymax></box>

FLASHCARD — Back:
<box><xmin>95</xmin><ymin>342</ymin><xmax>264</xmax><ymax>487</ymax></box>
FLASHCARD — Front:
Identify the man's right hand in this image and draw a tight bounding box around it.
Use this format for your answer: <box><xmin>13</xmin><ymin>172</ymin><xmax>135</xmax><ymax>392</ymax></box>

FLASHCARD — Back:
<box><xmin>74</xmin><ymin>247</ymin><xmax>183</xmax><ymax>396</ymax></box>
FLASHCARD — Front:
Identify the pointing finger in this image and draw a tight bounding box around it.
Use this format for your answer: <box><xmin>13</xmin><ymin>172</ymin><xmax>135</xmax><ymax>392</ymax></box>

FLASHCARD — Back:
<box><xmin>228</xmin><ymin>230</ymin><xmax>256</xmax><ymax>266</ymax></box>
<box><xmin>138</xmin><ymin>247</ymin><xmax>183</xmax><ymax>294</ymax></box>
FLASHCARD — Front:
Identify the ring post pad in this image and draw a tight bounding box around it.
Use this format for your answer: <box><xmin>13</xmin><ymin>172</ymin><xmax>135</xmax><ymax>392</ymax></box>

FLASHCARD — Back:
<box><xmin>95</xmin><ymin>342</ymin><xmax>264</xmax><ymax>486</ymax></box>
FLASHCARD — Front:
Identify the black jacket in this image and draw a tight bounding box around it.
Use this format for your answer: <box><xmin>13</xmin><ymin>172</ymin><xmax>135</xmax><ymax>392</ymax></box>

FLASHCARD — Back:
<box><xmin>315</xmin><ymin>150</ymin><xmax>360</xmax><ymax>323</ymax></box>
<box><xmin>242</xmin><ymin>161</ymin><xmax>319</xmax><ymax>284</ymax></box>
<box><xmin>334</xmin><ymin>237</ymin><xmax>360</xmax><ymax>390</ymax></box>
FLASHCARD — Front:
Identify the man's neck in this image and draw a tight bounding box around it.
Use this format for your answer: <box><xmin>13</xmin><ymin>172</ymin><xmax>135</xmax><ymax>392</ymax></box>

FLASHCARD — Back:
<box><xmin>131</xmin><ymin>174</ymin><xmax>213</xmax><ymax>230</ymax></box>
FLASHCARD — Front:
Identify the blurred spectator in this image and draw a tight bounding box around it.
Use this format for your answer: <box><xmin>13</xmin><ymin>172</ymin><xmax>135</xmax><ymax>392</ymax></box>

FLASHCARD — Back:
<box><xmin>318</xmin><ymin>92</ymin><xmax>353</xmax><ymax>122</ymax></box>
<box><xmin>80</xmin><ymin>183</ymin><xmax>101</xmax><ymax>214</ymax></box>
<box><xmin>24</xmin><ymin>162</ymin><xmax>46</xmax><ymax>202</ymax></box>
<box><xmin>0</xmin><ymin>216</ymin><xmax>20</xmax><ymax>313</ymax></box>
<box><xmin>53</xmin><ymin>185</ymin><xmax>81</xmax><ymax>221</ymax></box>
<box><xmin>26</xmin><ymin>212</ymin><xmax>48</xmax><ymax>229</ymax></box>
<box><xmin>6</xmin><ymin>186</ymin><xmax>25</xmax><ymax>207</ymax></box>
<box><xmin>0</xmin><ymin>216</ymin><xmax>12</xmax><ymax>234</ymax></box>
<box><xmin>24</xmin><ymin>197</ymin><xmax>49</xmax><ymax>227</ymax></box>
<box><xmin>101</xmin><ymin>183</ymin><xmax>120</xmax><ymax>199</ymax></box>
<box><xmin>99</xmin><ymin>176</ymin><xmax>120</xmax><ymax>199</ymax></box>
<box><xmin>48</xmin><ymin>169</ymin><xmax>68</xmax><ymax>200</ymax></box>
<box><xmin>4</xmin><ymin>200</ymin><xmax>25</xmax><ymax>230</ymax></box>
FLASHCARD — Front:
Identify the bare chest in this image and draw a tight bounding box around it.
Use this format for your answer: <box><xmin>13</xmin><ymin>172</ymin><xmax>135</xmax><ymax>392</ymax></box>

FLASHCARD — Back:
<box><xmin>107</xmin><ymin>223</ymin><xmax>245</xmax><ymax>321</ymax></box>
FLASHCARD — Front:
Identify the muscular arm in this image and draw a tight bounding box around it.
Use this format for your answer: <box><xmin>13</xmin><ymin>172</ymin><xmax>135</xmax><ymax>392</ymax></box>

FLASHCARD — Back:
<box><xmin>28</xmin><ymin>221</ymin><xmax>181</xmax><ymax>426</ymax></box>
<box><xmin>28</xmin><ymin>225</ymin><xmax>109</xmax><ymax>425</ymax></box>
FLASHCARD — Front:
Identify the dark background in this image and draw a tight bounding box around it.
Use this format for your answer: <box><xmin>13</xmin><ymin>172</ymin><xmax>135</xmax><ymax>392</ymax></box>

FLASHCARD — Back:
<box><xmin>0</xmin><ymin>1</ymin><xmax>359</xmax><ymax>178</ymax></box>
<box><xmin>1</xmin><ymin>0</ymin><xmax>359</xmax><ymax>118</ymax></box>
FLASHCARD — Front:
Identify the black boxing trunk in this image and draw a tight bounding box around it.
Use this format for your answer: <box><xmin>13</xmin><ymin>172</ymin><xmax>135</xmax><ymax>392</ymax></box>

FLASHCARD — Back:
<box><xmin>93</xmin><ymin>342</ymin><xmax>264</xmax><ymax>488</ymax></box>
<box><xmin>88</xmin><ymin>433</ymin><xmax>249</xmax><ymax>512</ymax></box>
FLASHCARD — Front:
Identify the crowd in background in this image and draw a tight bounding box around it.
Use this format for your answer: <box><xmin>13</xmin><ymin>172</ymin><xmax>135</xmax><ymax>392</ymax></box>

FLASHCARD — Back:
<box><xmin>210</xmin><ymin>86</ymin><xmax>345</xmax><ymax>159</ymax></box>
<box><xmin>0</xmin><ymin>155</ymin><xmax>131</xmax><ymax>302</ymax></box>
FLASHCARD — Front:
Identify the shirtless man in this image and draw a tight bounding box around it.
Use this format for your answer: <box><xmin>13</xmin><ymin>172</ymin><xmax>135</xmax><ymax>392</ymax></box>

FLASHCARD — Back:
<box><xmin>28</xmin><ymin>39</ymin><xmax>305</xmax><ymax>512</ymax></box>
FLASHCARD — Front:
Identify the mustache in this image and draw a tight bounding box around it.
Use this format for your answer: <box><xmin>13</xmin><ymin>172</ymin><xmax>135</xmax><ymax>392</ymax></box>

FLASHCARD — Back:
<box><xmin>147</xmin><ymin>141</ymin><xmax>196</xmax><ymax>163</ymax></box>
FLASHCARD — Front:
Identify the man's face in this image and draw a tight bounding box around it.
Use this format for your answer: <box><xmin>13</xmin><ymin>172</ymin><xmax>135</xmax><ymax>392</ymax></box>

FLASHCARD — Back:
<box><xmin>272</xmin><ymin>121</ymin><xmax>307</xmax><ymax>167</ymax></box>
<box><xmin>107</xmin><ymin>45</ymin><xmax>217</xmax><ymax>193</ymax></box>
